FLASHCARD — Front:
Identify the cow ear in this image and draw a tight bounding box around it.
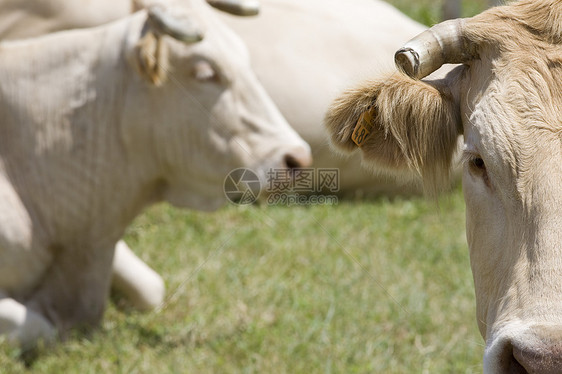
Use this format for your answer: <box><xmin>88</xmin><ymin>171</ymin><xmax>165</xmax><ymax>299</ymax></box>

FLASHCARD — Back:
<box><xmin>325</xmin><ymin>67</ymin><xmax>464</xmax><ymax>194</ymax></box>
<box><xmin>133</xmin><ymin>6</ymin><xmax>204</xmax><ymax>86</ymax></box>
<box><xmin>133</xmin><ymin>30</ymin><xmax>169</xmax><ymax>86</ymax></box>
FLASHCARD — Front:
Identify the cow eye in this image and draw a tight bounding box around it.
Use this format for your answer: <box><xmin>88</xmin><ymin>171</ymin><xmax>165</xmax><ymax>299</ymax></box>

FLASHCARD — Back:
<box><xmin>467</xmin><ymin>154</ymin><xmax>491</xmax><ymax>187</ymax></box>
<box><xmin>193</xmin><ymin>60</ymin><xmax>218</xmax><ymax>82</ymax></box>
<box><xmin>471</xmin><ymin>157</ymin><xmax>485</xmax><ymax>170</ymax></box>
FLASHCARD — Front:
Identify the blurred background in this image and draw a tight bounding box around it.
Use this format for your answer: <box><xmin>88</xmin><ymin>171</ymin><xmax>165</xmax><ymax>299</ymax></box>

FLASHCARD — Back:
<box><xmin>391</xmin><ymin>0</ymin><xmax>497</xmax><ymax>24</ymax></box>
<box><xmin>1</xmin><ymin>1</ymin><xmax>494</xmax><ymax>373</ymax></box>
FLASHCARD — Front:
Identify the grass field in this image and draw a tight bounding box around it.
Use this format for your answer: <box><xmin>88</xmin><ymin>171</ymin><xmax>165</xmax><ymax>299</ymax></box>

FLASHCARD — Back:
<box><xmin>0</xmin><ymin>1</ymin><xmax>490</xmax><ymax>373</ymax></box>
<box><xmin>2</xmin><ymin>190</ymin><xmax>484</xmax><ymax>373</ymax></box>
<box><xmin>389</xmin><ymin>0</ymin><xmax>491</xmax><ymax>25</ymax></box>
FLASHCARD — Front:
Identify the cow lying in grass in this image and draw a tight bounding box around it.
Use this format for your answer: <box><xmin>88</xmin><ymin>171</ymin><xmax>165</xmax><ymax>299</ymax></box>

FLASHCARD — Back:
<box><xmin>0</xmin><ymin>0</ymin><xmax>432</xmax><ymax>318</ymax></box>
<box><xmin>0</xmin><ymin>0</ymin><xmax>310</xmax><ymax>348</ymax></box>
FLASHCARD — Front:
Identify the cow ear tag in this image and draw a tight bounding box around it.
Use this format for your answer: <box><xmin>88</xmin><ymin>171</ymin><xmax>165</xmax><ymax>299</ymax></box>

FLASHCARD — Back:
<box><xmin>351</xmin><ymin>109</ymin><xmax>375</xmax><ymax>147</ymax></box>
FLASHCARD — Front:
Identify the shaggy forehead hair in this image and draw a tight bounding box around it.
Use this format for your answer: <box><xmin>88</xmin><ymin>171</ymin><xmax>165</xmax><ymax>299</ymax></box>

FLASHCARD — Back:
<box><xmin>326</xmin><ymin>72</ymin><xmax>461</xmax><ymax>195</ymax></box>
<box><xmin>466</xmin><ymin>0</ymin><xmax>562</xmax><ymax>113</ymax></box>
<box><xmin>326</xmin><ymin>0</ymin><xmax>562</xmax><ymax>196</ymax></box>
<box><xmin>465</xmin><ymin>0</ymin><xmax>562</xmax><ymax>189</ymax></box>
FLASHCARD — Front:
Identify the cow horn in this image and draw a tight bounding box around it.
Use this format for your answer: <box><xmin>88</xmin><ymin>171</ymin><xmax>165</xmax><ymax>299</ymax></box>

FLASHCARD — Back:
<box><xmin>206</xmin><ymin>0</ymin><xmax>260</xmax><ymax>16</ymax></box>
<box><xmin>147</xmin><ymin>5</ymin><xmax>204</xmax><ymax>43</ymax></box>
<box><xmin>394</xmin><ymin>18</ymin><xmax>476</xmax><ymax>79</ymax></box>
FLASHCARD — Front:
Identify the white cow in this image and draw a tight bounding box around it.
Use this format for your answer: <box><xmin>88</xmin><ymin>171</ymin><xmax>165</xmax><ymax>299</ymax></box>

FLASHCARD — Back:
<box><xmin>0</xmin><ymin>0</ymin><xmax>268</xmax><ymax>315</ymax></box>
<box><xmin>326</xmin><ymin>0</ymin><xmax>562</xmax><ymax>372</ymax></box>
<box><xmin>0</xmin><ymin>0</ymin><xmax>310</xmax><ymax>348</ymax></box>
<box><xmin>0</xmin><ymin>0</ymin><xmax>431</xmax><ymax>317</ymax></box>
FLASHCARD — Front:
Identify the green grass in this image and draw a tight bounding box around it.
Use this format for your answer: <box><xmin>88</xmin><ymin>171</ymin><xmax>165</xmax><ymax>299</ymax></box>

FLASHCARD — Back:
<box><xmin>0</xmin><ymin>1</ymin><xmax>492</xmax><ymax>373</ymax></box>
<box><xmin>389</xmin><ymin>0</ymin><xmax>493</xmax><ymax>25</ymax></box>
<box><xmin>1</xmin><ymin>189</ymin><xmax>484</xmax><ymax>373</ymax></box>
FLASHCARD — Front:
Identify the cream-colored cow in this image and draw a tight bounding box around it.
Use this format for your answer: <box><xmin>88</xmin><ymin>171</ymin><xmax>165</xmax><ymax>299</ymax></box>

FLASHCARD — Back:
<box><xmin>0</xmin><ymin>0</ymin><xmax>432</xmax><ymax>317</ymax></box>
<box><xmin>326</xmin><ymin>0</ymin><xmax>562</xmax><ymax>372</ymax></box>
<box><xmin>0</xmin><ymin>0</ymin><xmax>310</xmax><ymax>348</ymax></box>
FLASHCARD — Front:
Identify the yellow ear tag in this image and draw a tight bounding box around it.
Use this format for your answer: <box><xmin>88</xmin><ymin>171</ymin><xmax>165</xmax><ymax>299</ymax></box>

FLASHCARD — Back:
<box><xmin>351</xmin><ymin>109</ymin><xmax>375</xmax><ymax>147</ymax></box>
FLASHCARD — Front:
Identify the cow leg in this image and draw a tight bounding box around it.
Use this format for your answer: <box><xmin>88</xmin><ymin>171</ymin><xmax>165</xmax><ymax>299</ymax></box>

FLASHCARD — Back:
<box><xmin>0</xmin><ymin>292</ymin><xmax>56</xmax><ymax>348</ymax></box>
<box><xmin>24</xmin><ymin>243</ymin><xmax>116</xmax><ymax>338</ymax></box>
<box><xmin>111</xmin><ymin>240</ymin><xmax>165</xmax><ymax>311</ymax></box>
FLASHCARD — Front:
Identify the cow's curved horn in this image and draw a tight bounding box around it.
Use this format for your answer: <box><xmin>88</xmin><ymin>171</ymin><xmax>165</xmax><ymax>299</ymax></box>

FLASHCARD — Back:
<box><xmin>394</xmin><ymin>18</ymin><xmax>476</xmax><ymax>79</ymax></box>
<box><xmin>147</xmin><ymin>6</ymin><xmax>204</xmax><ymax>43</ymax></box>
<box><xmin>206</xmin><ymin>0</ymin><xmax>260</xmax><ymax>16</ymax></box>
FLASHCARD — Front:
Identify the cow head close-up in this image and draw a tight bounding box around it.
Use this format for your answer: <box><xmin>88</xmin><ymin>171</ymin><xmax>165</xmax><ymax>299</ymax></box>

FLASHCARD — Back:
<box><xmin>326</xmin><ymin>0</ymin><xmax>562</xmax><ymax>372</ymax></box>
<box><xmin>124</xmin><ymin>1</ymin><xmax>311</xmax><ymax>210</ymax></box>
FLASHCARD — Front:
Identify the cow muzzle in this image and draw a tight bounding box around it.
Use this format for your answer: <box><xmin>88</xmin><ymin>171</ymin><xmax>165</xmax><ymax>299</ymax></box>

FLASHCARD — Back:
<box><xmin>484</xmin><ymin>323</ymin><xmax>562</xmax><ymax>374</ymax></box>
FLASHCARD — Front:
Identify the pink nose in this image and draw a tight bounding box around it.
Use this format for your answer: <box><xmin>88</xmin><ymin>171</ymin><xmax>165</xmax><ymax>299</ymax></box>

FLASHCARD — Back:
<box><xmin>283</xmin><ymin>146</ymin><xmax>312</xmax><ymax>169</ymax></box>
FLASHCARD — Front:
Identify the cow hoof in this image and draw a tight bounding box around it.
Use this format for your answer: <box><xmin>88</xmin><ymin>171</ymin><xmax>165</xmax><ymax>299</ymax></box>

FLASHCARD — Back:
<box><xmin>0</xmin><ymin>298</ymin><xmax>56</xmax><ymax>349</ymax></box>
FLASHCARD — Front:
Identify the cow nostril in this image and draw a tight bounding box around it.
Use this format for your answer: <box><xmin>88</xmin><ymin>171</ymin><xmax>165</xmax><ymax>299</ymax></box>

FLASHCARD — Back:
<box><xmin>284</xmin><ymin>154</ymin><xmax>301</xmax><ymax>169</ymax></box>
<box><xmin>508</xmin><ymin>351</ymin><xmax>529</xmax><ymax>374</ymax></box>
<box><xmin>283</xmin><ymin>147</ymin><xmax>312</xmax><ymax>169</ymax></box>
<box><xmin>493</xmin><ymin>341</ymin><xmax>529</xmax><ymax>374</ymax></box>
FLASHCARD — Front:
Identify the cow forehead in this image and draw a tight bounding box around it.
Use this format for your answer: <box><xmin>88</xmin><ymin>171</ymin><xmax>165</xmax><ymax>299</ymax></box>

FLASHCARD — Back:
<box><xmin>462</xmin><ymin>48</ymin><xmax>562</xmax><ymax>200</ymax></box>
<box><xmin>462</xmin><ymin>0</ymin><xmax>562</xmax><ymax>135</ymax></box>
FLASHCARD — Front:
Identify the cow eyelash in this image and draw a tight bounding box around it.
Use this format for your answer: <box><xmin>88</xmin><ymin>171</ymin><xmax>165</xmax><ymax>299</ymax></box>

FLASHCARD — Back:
<box><xmin>471</xmin><ymin>157</ymin><xmax>485</xmax><ymax>170</ymax></box>
<box><xmin>462</xmin><ymin>151</ymin><xmax>492</xmax><ymax>187</ymax></box>
<box><xmin>462</xmin><ymin>151</ymin><xmax>486</xmax><ymax>171</ymax></box>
